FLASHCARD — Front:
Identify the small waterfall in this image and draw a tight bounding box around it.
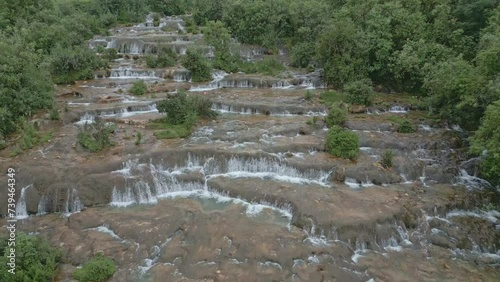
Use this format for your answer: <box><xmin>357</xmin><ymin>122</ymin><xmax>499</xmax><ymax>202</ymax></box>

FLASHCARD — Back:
<box><xmin>15</xmin><ymin>185</ymin><xmax>31</xmax><ymax>219</ymax></box>
<box><xmin>177</xmin><ymin>22</ymin><xmax>185</xmax><ymax>33</ymax></box>
<box><xmin>272</xmin><ymin>81</ymin><xmax>293</xmax><ymax>89</ymax></box>
<box><xmin>351</xmin><ymin>240</ymin><xmax>368</xmax><ymax>263</ymax></box>
<box><xmin>389</xmin><ymin>106</ymin><xmax>409</xmax><ymax>113</ymax></box>
<box><xmin>76</xmin><ymin>113</ymin><xmax>95</xmax><ymax>125</ymax></box>
<box><xmin>456</xmin><ymin>169</ymin><xmax>492</xmax><ymax>190</ymax></box>
<box><xmin>37</xmin><ymin>195</ymin><xmax>47</xmax><ymax>216</ymax></box>
<box><xmin>63</xmin><ymin>188</ymin><xmax>84</xmax><ymax>217</ymax></box>
<box><xmin>189</xmin><ymin>70</ymin><xmax>228</xmax><ymax>92</ymax></box>
<box><xmin>110</xmin><ymin>67</ymin><xmax>161</xmax><ymax>79</ymax></box>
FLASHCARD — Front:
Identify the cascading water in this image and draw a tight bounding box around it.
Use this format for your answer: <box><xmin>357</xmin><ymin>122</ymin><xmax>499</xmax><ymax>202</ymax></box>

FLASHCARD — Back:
<box><xmin>110</xmin><ymin>67</ymin><xmax>162</xmax><ymax>79</ymax></box>
<box><xmin>15</xmin><ymin>185</ymin><xmax>31</xmax><ymax>219</ymax></box>
<box><xmin>63</xmin><ymin>188</ymin><xmax>84</xmax><ymax>217</ymax></box>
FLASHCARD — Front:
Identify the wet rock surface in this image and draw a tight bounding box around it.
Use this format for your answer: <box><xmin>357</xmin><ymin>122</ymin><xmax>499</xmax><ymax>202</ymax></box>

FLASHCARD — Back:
<box><xmin>1</xmin><ymin>14</ymin><xmax>499</xmax><ymax>282</ymax></box>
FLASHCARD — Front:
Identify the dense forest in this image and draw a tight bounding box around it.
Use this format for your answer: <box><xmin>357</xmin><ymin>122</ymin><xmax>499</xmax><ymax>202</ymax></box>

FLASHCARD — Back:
<box><xmin>0</xmin><ymin>0</ymin><xmax>499</xmax><ymax>185</ymax></box>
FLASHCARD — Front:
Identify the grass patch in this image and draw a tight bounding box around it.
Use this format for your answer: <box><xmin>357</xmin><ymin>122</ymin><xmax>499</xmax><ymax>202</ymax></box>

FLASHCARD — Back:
<box><xmin>237</xmin><ymin>57</ymin><xmax>285</xmax><ymax>76</ymax></box>
<box><xmin>154</xmin><ymin>126</ymin><xmax>191</xmax><ymax>139</ymax></box>
<box><xmin>319</xmin><ymin>91</ymin><xmax>348</xmax><ymax>106</ymax></box>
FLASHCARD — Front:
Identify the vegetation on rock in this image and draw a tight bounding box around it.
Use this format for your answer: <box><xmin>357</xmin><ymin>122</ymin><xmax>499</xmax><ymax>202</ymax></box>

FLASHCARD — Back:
<box><xmin>73</xmin><ymin>253</ymin><xmax>116</xmax><ymax>282</ymax></box>
<box><xmin>326</xmin><ymin>126</ymin><xmax>359</xmax><ymax>160</ymax></box>
<box><xmin>0</xmin><ymin>232</ymin><xmax>61</xmax><ymax>282</ymax></box>
<box><xmin>77</xmin><ymin>118</ymin><xmax>115</xmax><ymax>152</ymax></box>
<box><xmin>129</xmin><ymin>81</ymin><xmax>148</xmax><ymax>96</ymax></box>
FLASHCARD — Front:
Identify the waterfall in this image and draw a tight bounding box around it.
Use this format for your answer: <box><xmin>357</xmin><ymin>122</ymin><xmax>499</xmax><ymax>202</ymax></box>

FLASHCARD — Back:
<box><xmin>110</xmin><ymin>67</ymin><xmax>161</xmax><ymax>79</ymax></box>
<box><xmin>63</xmin><ymin>188</ymin><xmax>83</xmax><ymax>217</ymax></box>
<box><xmin>37</xmin><ymin>195</ymin><xmax>47</xmax><ymax>216</ymax></box>
<box><xmin>389</xmin><ymin>106</ymin><xmax>409</xmax><ymax>113</ymax></box>
<box><xmin>15</xmin><ymin>185</ymin><xmax>31</xmax><ymax>219</ymax></box>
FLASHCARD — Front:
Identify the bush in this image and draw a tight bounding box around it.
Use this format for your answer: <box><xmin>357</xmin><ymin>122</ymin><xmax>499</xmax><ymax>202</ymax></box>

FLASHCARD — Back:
<box><xmin>344</xmin><ymin>79</ymin><xmax>374</xmax><ymax>106</ymax></box>
<box><xmin>381</xmin><ymin>150</ymin><xmax>394</xmax><ymax>168</ymax></box>
<box><xmin>398</xmin><ymin>120</ymin><xmax>416</xmax><ymax>133</ymax></box>
<box><xmin>182</xmin><ymin>48</ymin><xmax>212</xmax><ymax>82</ymax></box>
<box><xmin>49</xmin><ymin>106</ymin><xmax>60</xmax><ymax>120</ymax></box>
<box><xmin>325</xmin><ymin>106</ymin><xmax>348</xmax><ymax>127</ymax></box>
<box><xmin>470</xmin><ymin>100</ymin><xmax>500</xmax><ymax>187</ymax></box>
<box><xmin>129</xmin><ymin>80</ymin><xmax>148</xmax><ymax>95</ymax></box>
<box><xmin>325</xmin><ymin>126</ymin><xmax>359</xmax><ymax>160</ymax></box>
<box><xmin>0</xmin><ymin>232</ymin><xmax>61</xmax><ymax>282</ymax></box>
<box><xmin>237</xmin><ymin>57</ymin><xmax>285</xmax><ymax>76</ymax></box>
<box><xmin>73</xmin><ymin>253</ymin><xmax>116</xmax><ymax>282</ymax></box>
<box><xmin>304</xmin><ymin>90</ymin><xmax>313</xmax><ymax>101</ymax></box>
<box><xmin>290</xmin><ymin>42</ymin><xmax>315</xmax><ymax>68</ymax></box>
<box><xmin>135</xmin><ymin>132</ymin><xmax>142</xmax><ymax>145</ymax></box>
<box><xmin>156</xmin><ymin>91</ymin><xmax>216</xmax><ymax>125</ymax></box>
<box><xmin>77</xmin><ymin>118</ymin><xmax>115</xmax><ymax>152</ymax></box>
<box><xmin>20</xmin><ymin>120</ymin><xmax>39</xmax><ymax>150</ymax></box>
<box><xmin>102</xmin><ymin>48</ymin><xmax>118</xmax><ymax>61</ymax></box>
<box><xmin>146</xmin><ymin>46</ymin><xmax>177</xmax><ymax>68</ymax></box>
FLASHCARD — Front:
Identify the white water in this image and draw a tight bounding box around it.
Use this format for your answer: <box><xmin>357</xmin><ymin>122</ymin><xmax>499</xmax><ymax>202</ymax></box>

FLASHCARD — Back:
<box><xmin>189</xmin><ymin>70</ymin><xmax>228</xmax><ymax>92</ymax></box>
<box><xmin>63</xmin><ymin>188</ymin><xmax>84</xmax><ymax>217</ymax></box>
<box><xmin>37</xmin><ymin>195</ymin><xmax>47</xmax><ymax>216</ymax></box>
<box><xmin>351</xmin><ymin>240</ymin><xmax>368</xmax><ymax>263</ymax></box>
<box><xmin>389</xmin><ymin>106</ymin><xmax>408</xmax><ymax>113</ymax></box>
<box><xmin>345</xmin><ymin>178</ymin><xmax>375</xmax><ymax>189</ymax></box>
<box><xmin>86</xmin><ymin>224</ymin><xmax>122</xmax><ymax>241</ymax></box>
<box><xmin>456</xmin><ymin>169</ymin><xmax>492</xmax><ymax>190</ymax></box>
<box><xmin>110</xmin><ymin>67</ymin><xmax>162</xmax><ymax>79</ymax></box>
<box><xmin>15</xmin><ymin>185</ymin><xmax>31</xmax><ymax>219</ymax></box>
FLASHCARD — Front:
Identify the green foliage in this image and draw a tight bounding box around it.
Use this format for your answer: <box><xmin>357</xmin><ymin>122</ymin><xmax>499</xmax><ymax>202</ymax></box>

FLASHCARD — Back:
<box><xmin>381</xmin><ymin>150</ymin><xmax>394</xmax><ymax>168</ymax></box>
<box><xmin>77</xmin><ymin>118</ymin><xmax>115</xmax><ymax>152</ymax></box>
<box><xmin>145</xmin><ymin>45</ymin><xmax>177</xmax><ymax>68</ymax></box>
<box><xmin>182</xmin><ymin>48</ymin><xmax>212</xmax><ymax>82</ymax></box>
<box><xmin>344</xmin><ymin>79</ymin><xmax>374</xmax><ymax>106</ymax></box>
<box><xmin>202</xmin><ymin>21</ymin><xmax>238</xmax><ymax>72</ymax></box>
<box><xmin>154</xmin><ymin>125</ymin><xmax>192</xmax><ymax>139</ymax></box>
<box><xmin>237</xmin><ymin>57</ymin><xmax>285</xmax><ymax>76</ymax></box>
<box><xmin>49</xmin><ymin>106</ymin><xmax>60</xmax><ymax>120</ymax></box>
<box><xmin>470</xmin><ymin>101</ymin><xmax>500</xmax><ymax>187</ymax></box>
<box><xmin>325</xmin><ymin>105</ymin><xmax>348</xmax><ymax>127</ymax></box>
<box><xmin>19</xmin><ymin>120</ymin><xmax>38</xmax><ymax>150</ymax></box>
<box><xmin>135</xmin><ymin>132</ymin><xmax>142</xmax><ymax>145</ymax></box>
<box><xmin>304</xmin><ymin>90</ymin><xmax>313</xmax><ymax>101</ymax></box>
<box><xmin>319</xmin><ymin>91</ymin><xmax>348</xmax><ymax>106</ymax></box>
<box><xmin>73</xmin><ymin>253</ymin><xmax>116</xmax><ymax>282</ymax></box>
<box><xmin>290</xmin><ymin>42</ymin><xmax>315</xmax><ymax>68</ymax></box>
<box><xmin>325</xmin><ymin>126</ymin><xmax>359</xmax><ymax>160</ymax></box>
<box><xmin>423</xmin><ymin>58</ymin><xmax>491</xmax><ymax>130</ymax></box>
<box><xmin>50</xmin><ymin>45</ymin><xmax>106</xmax><ymax>84</ymax></box>
<box><xmin>101</xmin><ymin>48</ymin><xmax>118</xmax><ymax>61</ymax></box>
<box><xmin>129</xmin><ymin>81</ymin><xmax>148</xmax><ymax>96</ymax></box>
<box><xmin>157</xmin><ymin>91</ymin><xmax>216</xmax><ymax>125</ymax></box>
<box><xmin>0</xmin><ymin>232</ymin><xmax>61</xmax><ymax>282</ymax></box>
<box><xmin>398</xmin><ymin>120</ymin><xmax>416</xmax><ymax>133</ymax></box>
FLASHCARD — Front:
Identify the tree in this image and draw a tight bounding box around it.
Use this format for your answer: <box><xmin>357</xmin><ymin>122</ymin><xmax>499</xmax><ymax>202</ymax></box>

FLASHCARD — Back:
<box><xmin>0</xmin><ymin>232</ymin><xmax>61</xmax><ymax>282</ymax></box>
<box><xmin>182</xmin><ymin>48</ymin><xmax>212</xmax><ymax>82</ymax></box>
<box><xmin>344</xmin><ymin>79</ymin><xmax>374</xmax><ymax>106</ymax></box>
<box><xmin>470</xmin><ymin>100</ymin><xmax>500</xmax><ymax>187</ymax></box>
<box><xmin>316</xmin><ymin>16</ymin><xmax>369</xmax><ymax>88</ymax></box>
<box><xmin>202</xmin><ymin>21</ymin><xmax>237</xmax><ymax>72</ymax></box>
<box><xmin>424</xmin><ymin>58</ymin><xmax>492</xmax><ymax>130</ymax></box>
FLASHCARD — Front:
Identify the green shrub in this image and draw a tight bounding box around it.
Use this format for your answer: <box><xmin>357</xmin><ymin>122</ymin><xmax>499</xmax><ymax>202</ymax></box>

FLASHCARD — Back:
<box><xmin>470</xmin><ymin>101</ymin><xmax>500</xmax><ymax>187</ymax></box>
<box><xmin>135</xmin><ymin>132</ymin><xmax>142</xmax><ymax>145</ymax></box>
<box><xmin>290</xmin><ymin>42</ymin><xmax>315</xmax><ymax>68</ymax></box>
<box><xmin>381</xmin><ymin>150</ymin><xmax>394</xmax><ymax>168</ymax></box>
<box><xmin>20</xmin><ymin>120</ymin><xmax>39</xmax><ymax>150</ymax></box>
<box><xmin>182</xmin><ymin>48</ymin><xmax>212</xmax><ymax>82</ymax></box>
<box><xmin>0</xmin><ymin>232</ymin><xmax>61</xmax><ymax>282</ymax></box>
<box><xmin>319</xmin><ymin>91</ymin><xmax>348</xmax><ymax>106</ymax></box>
<box><xmin>157</xmin><ymin>92</ymin><xmax>216</xmax><ymax>125</ymax></box>
<box><xmin>344</xmin><ymin>79</ymin><xmax>374</xmax><ymax>106</ymax></box>
<box><xmin>304</xmin><ymin>90</ymin><xmax>313</xmax><ymax>101</ymax></box>
<box><xmin>129</xmin><ymin>81</ymin><xmax>148</xmax><ymax>95</ymax></box>
<box><xmin>326</xmin><ymin>126</ymin><xmax>359</xmax><ymax>160</ymax></box>
<box><xmin>146</xmin><ymin>46</ymin><xmax>177</xmax><ymax>68</ymax></box>
<box><xmin>398</xmin><ymin>120</ymin><xmax>416</xmax><ymax>133</ymax></box>
<box><xmin>237</xmin><ymin>57</ymin><xmax>285</xmax><ymax>76</ymax></box>
<box><xmin>49</xmin><ymin>106</ymin><xmax>60</xmax><ymax>120</ymax></box>
<box><xmin>102</xmin><ymin>48</ymin><xmax>118</xmax><ymax>61</ymax></box>
<box><xmin>73</xmin><ymin>253</ymin><xmax>116</xmax><ymax>282</ymax></box>
<box><xmin>154</xmin><ymin>126</ymin><xmax>191</xmax><ymax>139</ymax></box>
<box><xmin>325</xmin><ymin>105</ymin><xmax>348</xmax><ymax>127</ymax></box>
<box><xmin>77</xmin><ymin>118</ymin><xmax>115</xmax><ymax>152</ymax></box>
